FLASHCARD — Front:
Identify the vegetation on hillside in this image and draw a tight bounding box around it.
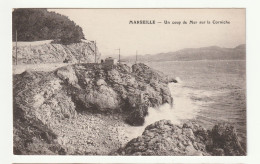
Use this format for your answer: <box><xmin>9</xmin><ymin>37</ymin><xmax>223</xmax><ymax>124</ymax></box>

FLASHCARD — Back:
<box><xmin>12</xmin><ymin>9</ymin><xmax>85</xmax><ymax>44</ymax></box>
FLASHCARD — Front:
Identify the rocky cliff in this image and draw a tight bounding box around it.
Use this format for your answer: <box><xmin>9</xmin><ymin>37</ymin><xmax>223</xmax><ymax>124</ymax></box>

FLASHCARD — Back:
<box><xmin>13</xmin><ymin>63</ymin><xmax>173</xmax><ymax>154</ymax></box>
<box><xmin>115</xmin><ymin>120</ymin><xmax>246</xmax><ymax>156</ymax></box>
<box><xmin>12</xmin><ymin>40</ymin><xmax>101</xmax><ymax>64</ymax></box>
<box><xmin>13</xmin><ymin>62</ymin><xmax>245</xmax><ymax>155</ymax></box>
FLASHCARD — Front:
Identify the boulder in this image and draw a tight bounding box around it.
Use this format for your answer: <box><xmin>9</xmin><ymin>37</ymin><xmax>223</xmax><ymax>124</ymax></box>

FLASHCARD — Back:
<box><xmin>82</xmin><ymin>85</ymin><xmax>120</xmax><ymax>111</ymax></box>
<box><xmin>56</xmin><ymin>65</ymin><xmax>78</xmax><ymax>85</ymax></box>
<box><xmin>125</xmin><ymin>105</ymin><xmax>148</xmax><ymax>126</ymax></box>
<box><xmin>116</xmin><ymin>120</ymin><xmax>206</xmax><ymax>155</ymax></box>
<box><xmin>167</xmin><ymin>76</ymin><xmax>178</xmax><ymax>83</ymax></box>
<box><xmin>96</xmin><ymin>79</ymin><xmax>107</xmax><ymax>86</ymax></box>
<box><xmin>208</xmin><ymin>123</ymin><xmax>246</xmax><ymax>156</ymax></box>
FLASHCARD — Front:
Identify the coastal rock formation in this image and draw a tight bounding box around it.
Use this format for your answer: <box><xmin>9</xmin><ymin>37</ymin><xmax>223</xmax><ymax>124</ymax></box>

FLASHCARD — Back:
<box><xmin>14</xmin><ymin>62</ymin><xmax>244</xmax><ymax>156</ymax></box>
<box><xmin>208</xmin><ymin>123</ymin><xmax>246</xmax><ymax>155</ymax></box>
<box><xmin>116</xmin><ymin>120</ymin><xmax>246</xmax><ymax>156</ymax></box>
<box><xmin>13</xmin><ymin>63</ymin><xmax>173</xmax><ymax>154</ymax></box>
<box><xmin>55</xmin><ymin>63</ymin><xmax>172</xmax><ymax>125</ymax></box>
<box><xmin>12</xmin><ymin>40</ymin><xmax>101</xmax><ymax>64</ymax></box>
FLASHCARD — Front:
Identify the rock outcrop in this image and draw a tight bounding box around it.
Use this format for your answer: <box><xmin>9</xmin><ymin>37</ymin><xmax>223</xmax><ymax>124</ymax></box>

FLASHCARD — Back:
<box><xmin>13</xmin><ymin>104</ymin><xmax>66</xmax><ymax>155</ymax></box>
<box><xmin>208</xmin><ymin>123</ymin><xmax>246</xmax><ymax>155</ymax></box>
<box><xmin>54</xmin><ymin>63</ymin><xmax>172</xmax><ymax>125</ymax></box>
<box><xmin>115</xmin><ymin>120</ymin><xmax>246</xmax><ymax>156</ymax></box>
<box><xmin>12</xmin><ymin>40</ymin><xmax>101</xmax><ymax>64</ymax></box>
<box><xmin>13</xmin><ymin>63</ymin><xmax>173</xmax><ymax>154</ymax></box>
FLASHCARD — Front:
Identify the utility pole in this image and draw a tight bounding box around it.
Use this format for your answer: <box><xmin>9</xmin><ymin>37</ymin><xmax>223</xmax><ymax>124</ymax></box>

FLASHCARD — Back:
<box><xmin>94</xmin><ymin>40</ymin><xmax>97</xmax><ymax>63</ymax></box>
<box><xmin>136</xmin><ymin>50</ymin><xmax>138</xmax><ymax>64</ymax></box>
<box><xmin>119</xmin><ymin>48</ymin><xmax>120</xmax><ymax>64</ymax></box>
<box><xmin>15</xmin><ymin>30</ymin><xmax>18</xmax><ymax>65</ymax></box>
<box><xmin>116</xmin><ymin>48</ymin><xmax>120</xmax><ymax>64</ymax></box>
<box><xmin>79</xmin><ymin>46</ymin><xmax>82</xmax><ymax>64</ymax></box>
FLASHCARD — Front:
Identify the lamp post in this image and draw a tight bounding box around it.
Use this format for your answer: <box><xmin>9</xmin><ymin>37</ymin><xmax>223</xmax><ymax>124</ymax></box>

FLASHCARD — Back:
<box><xmin>136</xmin><ymin>50</ymin><xmax>138</xmax><ymax>64</ymax></box>
<box><xmin>16</xmin><ymin>30</ymin><xmax>18</xmax><ymax>65</ymax></box>
<box><xmin>90</xmin><ymin>40</ymin><xmax>97</xmax><ymax>63</ymax></box>
<box><xmin>94</xmin><ymin>40</ymin><xmax>97</xmax><ymax>63</ymax></box>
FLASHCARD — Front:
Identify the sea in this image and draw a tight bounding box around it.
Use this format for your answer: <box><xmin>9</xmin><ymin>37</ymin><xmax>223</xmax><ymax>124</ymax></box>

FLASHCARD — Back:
<box><xmin>126</xmin><ymin>60</ymin><xmax>246</xmax><ymax>143</ymax></box>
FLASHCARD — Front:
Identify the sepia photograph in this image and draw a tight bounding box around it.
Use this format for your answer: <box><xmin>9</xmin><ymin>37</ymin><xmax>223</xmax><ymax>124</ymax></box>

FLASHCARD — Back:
<box><xmin>13</xmin><ymin>163</ymin><xmax>245</xmax><ymax>164</ymax></box>
<box><xmin>12</xmin><ymin>8</ymin><xmax>246</xmax><ymax>156</ymax></box>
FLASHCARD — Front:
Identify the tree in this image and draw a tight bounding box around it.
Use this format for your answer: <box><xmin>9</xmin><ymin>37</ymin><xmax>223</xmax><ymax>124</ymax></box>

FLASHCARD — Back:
<box><xmin>12</xmin><ymin>9</ymin><xmax>85</xmax><ymax>44</ymax></box>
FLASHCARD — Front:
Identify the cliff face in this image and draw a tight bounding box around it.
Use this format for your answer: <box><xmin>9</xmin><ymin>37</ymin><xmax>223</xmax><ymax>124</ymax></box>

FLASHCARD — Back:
<box><xmin>12</xmin><ymin>40</ymin><xmax>101</xmax><ymax>64</ymax></box>
<box><xmin>13</xmin><ymin>63</ymin><xmax>173</xmax><ymax>154</ymax></box>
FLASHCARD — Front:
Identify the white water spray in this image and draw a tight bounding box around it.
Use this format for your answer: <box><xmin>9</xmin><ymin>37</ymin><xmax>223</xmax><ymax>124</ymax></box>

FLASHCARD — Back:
<box><xmin>125</xmin><ymin>81</ymin><xmax>201</xmax><ymax>139</ymax></box>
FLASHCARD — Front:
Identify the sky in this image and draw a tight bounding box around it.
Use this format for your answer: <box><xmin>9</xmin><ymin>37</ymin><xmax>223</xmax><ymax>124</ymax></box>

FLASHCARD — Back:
<box><xmin>49</xmin><ymin>9</ymin><xmax>245</xmax><ymax>58</ymax></box>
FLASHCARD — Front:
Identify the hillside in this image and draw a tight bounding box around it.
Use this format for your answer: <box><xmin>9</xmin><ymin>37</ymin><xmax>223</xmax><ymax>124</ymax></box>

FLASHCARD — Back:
<box><xmin>12</xmin><ymin>9</ymin><xmax>84</xmax><ymax>44</ymax></box>
<box><xmin>124</xmin><ymin>44</ymin><xmax>246</xmax><ymax>62</ymax></box>
<box><xmin>12</xmin><ymin>40</ymin><xmax>100</xmax><ymax>64</ymax></box>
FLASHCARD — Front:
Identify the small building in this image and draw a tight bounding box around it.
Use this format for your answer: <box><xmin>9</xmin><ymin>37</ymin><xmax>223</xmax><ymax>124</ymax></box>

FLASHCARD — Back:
<box><xmin>105</xmin><ymin>57</ymin><xmax>118</xmax><ymax>65</ymax></box>
<box><xmin>103</xmin><ymin>57</ymin><xmax>118</xmax><ymax>69</ymax></box>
